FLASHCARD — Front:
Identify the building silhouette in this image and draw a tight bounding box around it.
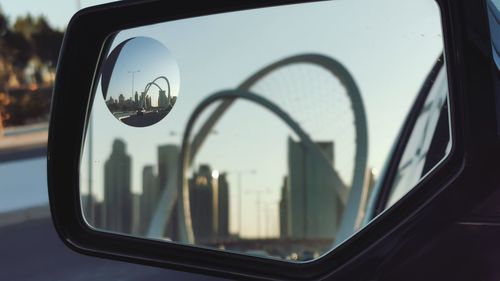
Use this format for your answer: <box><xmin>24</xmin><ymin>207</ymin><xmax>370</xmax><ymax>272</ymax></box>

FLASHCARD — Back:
<box><xmin>158</xmin><ymin>90</ymin><xmax>169</xmax><ymax>108</ymax></box>
<box><xmin>279</xmin><ymin>176</ymin><xmax>290</xmax><ymax>238</ymax></box>
<box><xmin>131</xmin><ymin>193</ymin><xmax>141</xmax><ymax>235</ymax></box>
<box><xmin>157</xmin><ymin>144</ymin><xmax>180</xmax><ymax>240</ymax></box>
<box><xmin>189</xmin><ymin>164</ymin><xmax>217</xmax><ymax>243</ymax></box>
<box><xmin>118</xmin><ymin>93</ymin><xmax>125</xmax><ymax>105</ymax></box>
<box><xmin>140</xmin><ymin>165</ymin><xmax>159</xmax><ymax>235</ymax></box>
<box><xmin>103</xmin><ymin>139</ymin><xmax>132</xmax><ymax>233</ymax></box>
<box><xmin>280</xmin><ymin>137</ymin><xmax>347</xmax><ymax>240</ymax></box>
<box><xmin>218</xmin><ymin>173</ymin><xmax>230</xmax><ymax>239</ymax></box>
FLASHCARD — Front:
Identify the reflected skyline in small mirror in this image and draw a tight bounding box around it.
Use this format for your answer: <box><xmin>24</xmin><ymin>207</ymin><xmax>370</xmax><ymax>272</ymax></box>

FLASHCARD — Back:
<box><xmin>101</xmin><ymin>37</ymin><xmax>180</xmax><ymax>127</ymax></box>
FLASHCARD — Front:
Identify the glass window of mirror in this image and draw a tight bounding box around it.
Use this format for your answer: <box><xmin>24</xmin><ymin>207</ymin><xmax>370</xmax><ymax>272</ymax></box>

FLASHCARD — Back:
<box><xmin>79</xmin><ymin>0</ymin><xmax>448</xmax><ymax>262</ymax></box>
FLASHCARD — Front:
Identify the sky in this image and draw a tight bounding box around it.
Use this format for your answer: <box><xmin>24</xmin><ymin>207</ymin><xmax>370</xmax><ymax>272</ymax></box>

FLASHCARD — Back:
<box><xmin>79</xmin><ymin>0</ymin><xmax>444</xmax><ymax>240</ymax></box>
<box><xmin>0</xmin><ymin>0</ymin><xmax>116</xmax><ymax>29</ymax></box>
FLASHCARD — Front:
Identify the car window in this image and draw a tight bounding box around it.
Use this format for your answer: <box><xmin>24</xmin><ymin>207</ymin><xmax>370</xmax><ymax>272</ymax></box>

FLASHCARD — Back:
<box><xmin>385</xmin><ymin>66</ymin><xmax>450</xmax><ymax>208</ymax></box>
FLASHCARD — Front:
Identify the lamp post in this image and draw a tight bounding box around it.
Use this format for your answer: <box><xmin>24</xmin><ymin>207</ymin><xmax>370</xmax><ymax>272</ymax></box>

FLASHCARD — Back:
<box><xmin>246</xmin><ymin>188</ymin><xmax>271</xmax><ymax>238</ymax></box>
<box><xmin>128</xmin><ymin>70</ymin><xmax>140</xmax><ymax>99</ymax></box>
<box><xmin>227</xmin><ymin>170</ymin><xmax>256</xmax><ymax>237</ymax></box>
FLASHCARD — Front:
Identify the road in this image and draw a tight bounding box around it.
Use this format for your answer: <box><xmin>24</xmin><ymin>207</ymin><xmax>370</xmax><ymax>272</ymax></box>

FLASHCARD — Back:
<box><xmin>121</xmin><ymin>111</ymin><xmax>168</xmax><ymax>127</ymax></box>
<box><xmin>0</xmin><ymin>135</ymin><xmax>222</xmax><ymax>280</ymax></box>
<box><xmin>0</xmin><ymin>218</ymin><xmax>221</xmax><ymax>281</ymax></box>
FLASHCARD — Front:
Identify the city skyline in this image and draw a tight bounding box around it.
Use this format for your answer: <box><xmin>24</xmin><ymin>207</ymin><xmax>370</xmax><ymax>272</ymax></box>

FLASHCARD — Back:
<box><xmin>84</xmin><ymin>138</ymin><xmax>233</xmax><ymax>242</ymax></box>
<box><xmin>83</xmin><ymin>132</ymin><xmax>357</xmax><ymax>260</ymax></box>
<box><xmin>80</xmin><ymin>0</ymin><xmax>443</xmax><ymax>239</ymax></box>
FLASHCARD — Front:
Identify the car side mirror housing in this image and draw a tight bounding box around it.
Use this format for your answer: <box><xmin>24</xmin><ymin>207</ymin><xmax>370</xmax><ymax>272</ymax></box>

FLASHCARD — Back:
<box><xmin>48</xmin><ymin>0</ymin><xmax>497</xmax><ymax>279</ymax></box>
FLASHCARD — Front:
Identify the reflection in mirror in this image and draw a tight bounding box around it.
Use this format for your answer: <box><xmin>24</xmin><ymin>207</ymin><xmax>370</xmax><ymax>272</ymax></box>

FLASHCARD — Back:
<box><xmin>100</xmin><ymin>37</ymin><xmax>180</xmax><ymax>127</ymax></box>
<box><xmin>80</xmin><ymin>0</ymin><xmax>446</xmax><ymax>262</ymax></box>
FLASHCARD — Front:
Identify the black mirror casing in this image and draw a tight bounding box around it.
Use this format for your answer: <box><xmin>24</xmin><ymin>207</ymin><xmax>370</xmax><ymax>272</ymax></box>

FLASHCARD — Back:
<box><xmin>48</xmin><ymin>0</ymin><xmax>500</xmax><ymax>280</ymax></box>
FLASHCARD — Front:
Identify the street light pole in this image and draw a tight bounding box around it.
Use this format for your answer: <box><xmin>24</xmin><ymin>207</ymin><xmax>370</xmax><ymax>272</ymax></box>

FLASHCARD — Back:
<box><xmin>128</xmin><ymin>70</ymin><xmax>140</xmax><ymax>100</ymax></box>
<box><xmin>246</xmin><ymin>187</ymin><xmax>271</xmax><ymax>238</ymax></box>
<box><xmin>228</xmin><ymin>170</ymin><xmax>256</xmax><ymax>238</ymax></box>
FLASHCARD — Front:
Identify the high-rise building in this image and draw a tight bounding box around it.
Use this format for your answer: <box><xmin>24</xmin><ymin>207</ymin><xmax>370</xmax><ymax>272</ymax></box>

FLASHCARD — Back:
<box><xmin>158</xmin><ymin>90</ymin><xmax>169</xmax><ymax>108</ymax></box>
<box><xmin>189</xmin><ymin>164</ymin><xmax>218</xmax><ymax>244</ymax></box>
<box><xmin>157</xmin><ymin>145</ymin><xmax>180</xmax><ymax>240</ymax></box>
<box><xmin>131</xmin><ymin>193</ymin><xmax>141</xmax><ymax>235</ymax></box>
<box><xmin>218</xmin><ymin>173</ymin><xmax>230</xmax><ymax>239</ymax></box>
<box><xmin>140</xmin><ymin>165</ymin><xmax>159</xmax><ymax>235</ymax></box>
<box><xmin>103</xmin><ymin>139</ymin><xmax>132</xmax><ymax>233</ymax></box>
<box><xmin>279</xmin><ymin>176</ymin><xmax>290</xmax><ymax>239</ymax></box>
<box><xmin>118</xmin><ymin>93</ymin><xmax>125</xmax><ymax>105</ymax></box>
<box><xmin>140</xmin><ymin>92</ymin><xmax>146</xmax><ymax>108</ymax></box>
<box><xmin>285</xmin><ymin>137</ymin><xmax>346</xmax><ymax>240</ymax></box>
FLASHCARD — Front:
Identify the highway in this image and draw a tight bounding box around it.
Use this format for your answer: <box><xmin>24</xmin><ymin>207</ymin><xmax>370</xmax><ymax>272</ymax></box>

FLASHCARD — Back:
<box><xmin>0</xmin><ymin>131</ymin><xmax>222</xmax><ymax>280</ymax></box>
<box><xmin>121</xmin><ymin>111</ymin><xmax>167</xmax><ymax>127</ymax></box>
<box><xmin>0</xmin><ymin>217</ymin><xmax>222</xmax><ymax>281</ymax></box>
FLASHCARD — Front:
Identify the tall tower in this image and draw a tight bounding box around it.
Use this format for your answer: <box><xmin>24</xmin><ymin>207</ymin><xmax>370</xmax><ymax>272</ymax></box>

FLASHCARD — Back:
<box><xmin>287</xmin><ymin>137</ymin><xmax>346</xmax><ymax>240</ymax></box>
<box><xmin>140</xmin><ymin>165</ymin><xmax>158</xmax><ymax>235</ymax></box>
<box><xmin>218</xmin><ymin>173</ymin><xmax>230</xmax><ymax>239</ymax></box>
<box><xmin>189</xmin><ymin>164</ymin><xmax>218</xmax><ymax>244</ymax></box>
<box><xmin>158</xmin><ymin>90</ymin><xmax>169</xmax><ymax>108</ymax></box>
<box><xmin>103</xmin><ymin>139</ymin><xmax>132</xmax><ymax>233</ymax></box>
<box><xmin>157</xmin><ymin>145</ymin><xmax>180</xmax><ymax>240</ymax></box>
<box><xmin>279</xmin><ymin>176</ymin><xmax>290</xmax><ymax>239</ymax></box>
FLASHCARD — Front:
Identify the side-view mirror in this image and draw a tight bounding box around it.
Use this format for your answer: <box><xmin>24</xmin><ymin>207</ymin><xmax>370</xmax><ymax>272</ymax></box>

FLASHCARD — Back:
<box><xmin>48</xmin><ymin>0</ymin><xmax>498</xmax><ymax>279</ymax></box>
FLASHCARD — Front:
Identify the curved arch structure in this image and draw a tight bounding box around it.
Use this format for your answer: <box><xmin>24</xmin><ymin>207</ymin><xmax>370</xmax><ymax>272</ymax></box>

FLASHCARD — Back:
<box><xmin>150</xmin><ymin>54</ymin><xmax>368</xmax><ymax>244</ymax></box>
<box><xmin>142</xmin><ymin>76</ymin><xmax>171</xmax><ymax>107</ymax></box>
<box><xmin>179</xmin><ymin>90</ymin><xmax>351</xmax><ymax>243</ymax></box>
<box><xmin>144</xmin><ymin>81</ymin><xmax>163</xmax><ymax>93</ymax></box>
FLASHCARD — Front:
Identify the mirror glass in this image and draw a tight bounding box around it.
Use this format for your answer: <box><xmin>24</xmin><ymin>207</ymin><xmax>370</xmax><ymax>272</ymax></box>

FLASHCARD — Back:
<box><xmin>100</xmin><ymin>37</ymin><xmax>180</xmax><ymax>127</ymax></box>
<box><xmin>80</xmin><ymin>0</ymin><xmax>446</xmax><ymax>262</ymax></box>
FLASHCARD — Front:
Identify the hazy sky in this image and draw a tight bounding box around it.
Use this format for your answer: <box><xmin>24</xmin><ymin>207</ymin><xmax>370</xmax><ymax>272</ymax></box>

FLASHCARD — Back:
<box><xmin>0</xmin><ymin>0</ymin><xmax>115</xmax><ymax>29</ymax></box>
<box><xmin>80</xmin><ymin>0</ymin><xmax>444</xmax><ymax>238</ymax></box>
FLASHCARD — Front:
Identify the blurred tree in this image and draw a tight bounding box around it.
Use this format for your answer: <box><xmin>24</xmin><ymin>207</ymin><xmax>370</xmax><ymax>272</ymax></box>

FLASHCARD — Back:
<box><xmin>32</xmin><ymin>17</ymin><xmax>63</xmax><ymax>67</ymax></box>
<box><xmin>3</xmin><ymin>30</ymin><xmax>33</xmax><ymax>72</ymax></box>
<box><xmin>0</xmin><ymin>9</ymin><xmax>7</xmax><ymax>36</ymax></box>
<box><xmin>0</xmin><ymin>8</ymin><xmax>64</xmax><ymax>128</ymax></box>
<box><xmin>12</xmin><ymin>14</ymin><xmax>35</xmax><ymax>38</ymax></box>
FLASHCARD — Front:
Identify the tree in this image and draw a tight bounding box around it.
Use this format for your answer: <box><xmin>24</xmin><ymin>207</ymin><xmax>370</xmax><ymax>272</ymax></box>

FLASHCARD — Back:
<box><xmin>32</xmin><ymin>16</ymin><xmax>63</xmax><ymax>66</ymax></box>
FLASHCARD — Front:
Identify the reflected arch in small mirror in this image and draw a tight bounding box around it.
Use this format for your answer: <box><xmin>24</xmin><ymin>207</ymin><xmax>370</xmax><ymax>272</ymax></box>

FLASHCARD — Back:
<box><xmin>99</xmin><ymin>36</ymin><xmax>180</xmax><ymax>127</ymax></box>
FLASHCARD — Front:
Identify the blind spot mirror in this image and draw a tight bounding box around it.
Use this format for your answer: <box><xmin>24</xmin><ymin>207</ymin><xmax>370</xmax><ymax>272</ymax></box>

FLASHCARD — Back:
<box><xmin>100</xmin><ymin>36</ymin><xmax>180</xmax><ymax>127</ymax></box>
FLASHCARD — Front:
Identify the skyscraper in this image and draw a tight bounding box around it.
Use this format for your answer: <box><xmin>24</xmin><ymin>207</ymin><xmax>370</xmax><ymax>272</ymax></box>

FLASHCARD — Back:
<box><xmin>140</xmin><ymin>165</ymin><xmax>159</xmax><ymax>235</ymax></box>
<box><xmin>218</xmin><ymin>173</ymin><xmax>230</xmax><ymax>239</ymax></box>
<box><xmin>131</xmin><ymin>193</ymin><xmax>141</xmax><ymax>235</ymax></box>
<box><xmin>189</xmin><ymin>164</ymin><xmax>218</xmax><ymax>244</ymax></box>
<box><xmin>279</xmin><ymin>176</ymin><xmax>290</xmax><ymax>239</ymax></box>
<box><xmin>285</xmin><ymin>137</ymin><xmax>347</xmax><ymax>240</ymax></box>
<box><xmin>157</xmin><ymin>144</ymin><xmax>180</xmax><ymax>240</ymax></box>
<box><xmin>118</xmin><ymin>93</ymin><xmax>125</xmax><ymax>105</ymax></box>
<box><xmin>103</xmin><ymin>139</ymin><xmax>132</xmax><ymax>233</ymax></box>
<box><xmin>158</xmin><ymin>90</ymin><xmax>169</xmax><ymax>108</ymax></box>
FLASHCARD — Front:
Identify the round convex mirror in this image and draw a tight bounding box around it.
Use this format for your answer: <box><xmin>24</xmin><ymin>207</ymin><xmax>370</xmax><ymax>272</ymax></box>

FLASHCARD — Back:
<box><xmin>100</xmin><ymin>36</ymin><xmax>180</xmax><ymax>127</ymax></box>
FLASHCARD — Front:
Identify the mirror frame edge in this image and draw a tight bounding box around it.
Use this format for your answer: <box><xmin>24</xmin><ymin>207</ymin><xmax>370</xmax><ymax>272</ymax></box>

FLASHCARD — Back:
<box><xmin>47</xmin><ymin>0</ymin><xmax>494</xmax><ymax>280</ymax></box>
